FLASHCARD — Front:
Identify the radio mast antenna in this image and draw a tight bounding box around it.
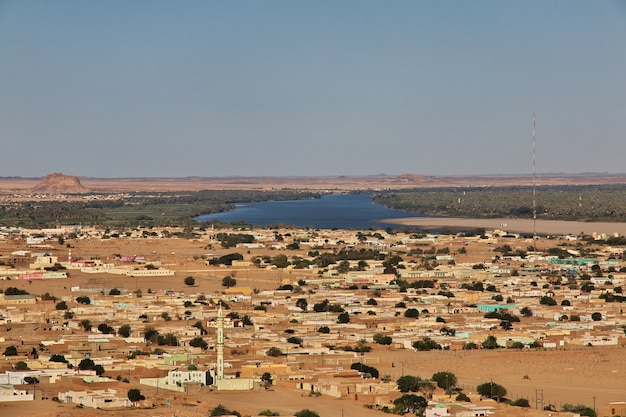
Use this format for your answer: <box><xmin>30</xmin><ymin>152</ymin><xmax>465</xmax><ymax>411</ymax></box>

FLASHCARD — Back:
<box><xmin>532</xmin><ymin>112</ymin><xmax>537</xmax><ymax>249</ymax></box>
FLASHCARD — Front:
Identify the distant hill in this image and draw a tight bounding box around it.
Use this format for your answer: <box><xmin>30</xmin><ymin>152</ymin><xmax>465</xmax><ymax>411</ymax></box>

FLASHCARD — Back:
<box><xmin>31</xmin><ymin>173</ymin><xmax>89</xmax><ymax>194</ymax></box>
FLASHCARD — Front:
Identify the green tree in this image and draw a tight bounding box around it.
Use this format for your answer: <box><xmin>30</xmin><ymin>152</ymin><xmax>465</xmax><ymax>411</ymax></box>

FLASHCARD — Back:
<box><xmin>520</xmin><ymin>306</ymin><xmax>533</xmax><ymax>317</ymax></box>
<box><xmin>373</xmin><ymin>333</ymin><xmax>392</xmax><ymax>345</ymax></box>
<box><xmin>79</xmin><ymin>319</ymin><xmax>93</xmax><ymax>332</ymax></box>
<box><xmin>295</xmin><ymin>298</ymin><xmax>308</xmax><ymax>312</ymax></box>
<box><xmin>3</xmin><ymin>345</ymin><xmax>17</xmax><ymax>356</ymax></box>
<box><xmin>294</xmin><ymin>410</ymin><xmax>320</xmax><ymax>417</ymax></box>
<box><xmin>287</xmin><ymin>336</ymin><xmax>303</xmax><ymax>346</ymax></box>
<box><xmin>24</xmin><ymin>376</ymin><xmax>38</xmax><ymax>384</ymax></box>
<box><xmin>55</xmin><ymin>301</ymin><xmax>68</xmax><ymax>310</ymax></box>
<box><xmin>317</xmin><ymin>326</ymin><xmax>330</xmax><ymax>334</ymax></box>
<box><xmin>404</xmin><ymin>308</ymin><xmax>420</xmax><ymax>318</ymax></box>
<box><xmin>189</xmin><ymin>337</ymin><xmax>209</xmax><ymax>350</ymax></box>
<box><xmin>456</xmin><ymin>393</ymin><xmax>471</xmax><ymax>402</ymax></box>
<box><xmin>350</xmin><ymin>362</ymin><xmax>379</xmax><ymax>378</ymax></box>
<box><xmin>271</xmin><ymin>254</ymin><xmax>290</xmax><ymax>268</ymax></box>
<box><xmin>109</xmin><ymin>288</ymin><xmax>121</xmax><ymax>295</ymax></box>
<box><xmin>336</xmin><ymin>260</ymin><xmax>350</xmax><ymax>274</ymax></box>
<box><xmin>14</xmin><ymin>361</ymin><xmax>29</xmax><ymax>370</ymax></box>
<box><xmin>192</xmin><ymin>320</ymin><xmax>207</xmax><ymax>335</ymax></box>
<box><xmin>463</xmin><ymin>342</ymin><xmax>478</xmax><ymax>350</ymax></box>
<box><xmin>337</xmin><ymin>312</ymin><xmax>350</xmax><ymax>323</ymax></box>
<box><xmin>127</xmin><ymin>388</ymin><xmax>145</xmax><ymax>405</ymax></box>
<box><xmin>431</xmin><ymin>371</ymin><xmax>457</xmax><ymax>390</ymax></box>
<box><xmin>258</xmin><ymin>410</ymin><xmax>279</xmax><ymax>416</ymax></box>
<box><xmin>539</xmin><ymin>296</ymin><xmax>557</xmax><ymax>306</ymax></box>
<box><xmin>261</xmin><ymin>372</ymin><xmax>273</xmax><ymax>388</ymax></box>
<box><xmin>562</xmin><ymin>403</ymin><xmax>597</xmax><ymax>417</ymax></box>
<box><xmin>266</xmin><ymin>347</ymin><xmax>283</xmax><ymax>357</ymax></box>
<box><xmin>222</xmin><ymin>276</ymin><xmax>237</xmax><ymax>288</ymax></box>
<box><xmin>98</xmin><ymin>323</ymin><xmax>115</xmax><ymax>334</ymax></box>
<box><xmin>211</xmin><ymin>404</ymin><xmax>242</xmax><ymax>417</ymax></box>
<box><xmin>77</xmin><ymin>358</ymin><xmax>104</xmax><ymax>375</ymax></box>
<box><xmin>412</xmin><ymin>337</ymin><xmax>441</xmax><ymax>351</ymax></box>
<box><xmin>511</xmin><ymin>398</ymin><xmax>530</xmax><ymax>407</ymax></box>
<box><xmin>482</xmin><ymin>335</ymin><xmax>499</xmax><ymax>349</ymax></box>
<box><xmin>397</xmin><ymin>375</ymin><xmax>421</xmax><ymax>393</ymax></box>
<box><xmin>76</xmin><ymin>295</ymin><xmax>91</xmax><ymax>305</ymax></box>
<box><xmin>184</xmin><ymin>276</ymin><xmax>195</xmax><ymax>286</ymax></box>
<box><xmin>477</xmin><ymin>381</ymin><xmax>507</xmax><ymax>401</ymax></box>
<box><xmin>591</xmin><ymin>312</ymin><xmax>602</xmax><ymax>321</ymax></box>
<box><xmin>156</xmin><ymin>333</ymin><xmax>178</xmax><ymax>346</ymax></box>
<box><xmin>49</xmin><ymin>354</ymin><xmax>68</xmax><ymax>363</ymax></box>
<box><xmin>393</xmin><ymin>394</ymin><xmax>427</xmax><ymax>414</ymax></box>
<box><xmin>144</xmin><ymin>326</ymin><xmax>159</xmax><ymax>342</ymax></box>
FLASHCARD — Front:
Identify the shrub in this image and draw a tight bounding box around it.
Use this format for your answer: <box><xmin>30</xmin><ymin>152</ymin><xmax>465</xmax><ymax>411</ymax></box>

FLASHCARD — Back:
<box><xmin>189</xmin><ymin>337</ymin><xmax>208</xmax><ymax>350</ymax></box>
<box><xmin>510</xmin><ymin>398</ymin><xmax>530</xmax><ymax>407</ymax></box>
<box><xmin>456</xmin><ymin>393</ymin><xmax>471</xmax><ymax>402</ymax></box>
<box><xmin>76</xmin><ymin>296</ymin><xmax>91</xmax><ymax>305</ymax></box>
<box><xmin>350</xmin><ymin>362</ymin><xmax>379</xmax><ymax>378</ymax></box>
<box><xmin>266</xmin><ymin>347</ymin><xmax>283</xmax><ymax>357</ymax></box>
<box><xmin>211</xmin><ymin>404</ymin><xmax>241</xmax><ymax>417</ymax></box>
<box><xmin>412</xmin><ymin>337</ymin><xmax>441</xmax><ymax>351</ymax></box>
<box><xmin>222</xmin><ymin>276</ymin><xmax>237</xmax><ymax>287</ymax></box>
<box><xmin>373</xmin><ymin>333</ymin><xmax>393</xmax><ymax>345</ymax></box>
<box><xmin>294</xmin><ymin>410</ymin><xmax>320</xmax><ymax>417</ymax></box>
<box><xmin>3</xmin><ymin>346</ymin><xmax>18</xmax><ymax>356</ymax></box>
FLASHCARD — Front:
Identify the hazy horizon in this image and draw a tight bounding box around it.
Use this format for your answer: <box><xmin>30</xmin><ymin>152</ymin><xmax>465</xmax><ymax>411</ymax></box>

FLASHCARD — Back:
<box><xmin>5</xmin><ymin>171</ymin><xmax>626</xmax><ymax>180</ymax></box>
<box><xmin>2</xmin><ymin>1</ymin><xmax>625</xmax><ymax>178</ymax></box>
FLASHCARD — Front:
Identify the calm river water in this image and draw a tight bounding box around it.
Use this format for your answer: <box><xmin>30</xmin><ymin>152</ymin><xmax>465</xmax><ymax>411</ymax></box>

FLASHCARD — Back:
<box><xmin>195</xmin><ymin>194</ymin><xmax>425</xmax><ymax>229</ymax></box>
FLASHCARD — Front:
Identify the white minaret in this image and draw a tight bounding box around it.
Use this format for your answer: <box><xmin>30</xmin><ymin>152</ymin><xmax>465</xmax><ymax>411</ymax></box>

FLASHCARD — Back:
<box><xmin>216</xmin><ymin>305</ymin><xmax>224</xmax><ymax>380</ymax></box>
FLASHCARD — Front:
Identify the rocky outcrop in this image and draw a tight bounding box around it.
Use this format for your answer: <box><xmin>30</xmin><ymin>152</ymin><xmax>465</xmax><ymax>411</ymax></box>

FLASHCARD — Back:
<box><xmin>31</xmin><ymin>173</ymin><xmax>89</xmax><ymax>194</ymax></box>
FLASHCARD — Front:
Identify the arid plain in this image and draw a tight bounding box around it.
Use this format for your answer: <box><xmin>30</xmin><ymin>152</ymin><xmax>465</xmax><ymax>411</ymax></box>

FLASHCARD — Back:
<box><xmin>2</xmin><ymin>174</ymin><xmax>626</xmax><ymax>417</ymax></box>
<box><xmin>1</xmin><ymin>235</ymin><xmax>625</xmax><ymax>417</ymax></box>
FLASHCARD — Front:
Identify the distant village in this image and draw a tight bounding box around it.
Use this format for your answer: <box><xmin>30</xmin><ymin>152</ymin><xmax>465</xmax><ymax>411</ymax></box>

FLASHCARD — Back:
<box><xmin>1</xmin><ymin>222</ymin><xmax>625</xmax><ymax>417</ymax></box>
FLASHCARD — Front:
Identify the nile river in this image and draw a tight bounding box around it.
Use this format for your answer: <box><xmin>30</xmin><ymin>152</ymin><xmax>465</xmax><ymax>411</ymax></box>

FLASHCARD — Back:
<box><xmin>195</xmin><ymin>194</ymin><xmax>426</xmax><ymax>229</ymax></box>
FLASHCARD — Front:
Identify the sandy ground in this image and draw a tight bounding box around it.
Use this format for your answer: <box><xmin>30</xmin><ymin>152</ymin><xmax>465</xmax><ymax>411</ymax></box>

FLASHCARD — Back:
<box><xmin>2</xmin><ymin>173</ymin><xmax>626</xmax><ymax>194</ymax></box>
<box><xmin>373</xmin><ymin>347</ymin><xmax>626</xmax><ymax>409</ymax></box>
<box><xmin>385</xmin><ymin>216</ymin><xmax>626</xmax><ymax>237</ymax></box>
<box><xmin>1</xmin><ymin>236</ymin><xmax>624</xmax><ymax>416</ymax></box>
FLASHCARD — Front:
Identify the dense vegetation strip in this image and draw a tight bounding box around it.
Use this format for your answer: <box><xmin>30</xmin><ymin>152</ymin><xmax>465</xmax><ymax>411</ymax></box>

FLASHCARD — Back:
<box><xmin>372</xmin><ymin>184</ymin><xmax>626</xmax><ymax>221</ymax></box>
<box><xmin>0</xmin><ymin>190</ymin><xmax>320</xmax><ymax>228</ymax></box>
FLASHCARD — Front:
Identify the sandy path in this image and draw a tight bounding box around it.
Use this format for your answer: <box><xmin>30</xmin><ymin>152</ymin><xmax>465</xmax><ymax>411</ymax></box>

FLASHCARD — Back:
<box><xmin>383</xmin><ymin>217</ymin><xmax>626</xmax><ymax>236</ymax></box>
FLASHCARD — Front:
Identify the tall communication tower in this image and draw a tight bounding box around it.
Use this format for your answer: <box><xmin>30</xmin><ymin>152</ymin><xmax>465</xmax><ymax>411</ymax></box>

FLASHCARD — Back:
<box><xmin>216</xmin><ymin>305</ymin><xmax>224</xmax><ymax>380</ymax></box>
<box><xmin>532</xmin><ymin>113</ymin><xmax>537</xmax><ymax>249</ymax></box>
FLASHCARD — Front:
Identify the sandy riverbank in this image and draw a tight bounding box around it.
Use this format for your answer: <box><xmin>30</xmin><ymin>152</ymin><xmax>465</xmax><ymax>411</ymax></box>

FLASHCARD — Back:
<box><xmin>383</xmin><ymin>217</ymin><xmax>626</xmax><ymax>236</ymax></box>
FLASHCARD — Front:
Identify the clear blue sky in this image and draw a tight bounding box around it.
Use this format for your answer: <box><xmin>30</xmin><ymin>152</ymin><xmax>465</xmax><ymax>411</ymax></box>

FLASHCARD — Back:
<box><xmin>1</xmin><ymin>1</ymin><xmax>625</xmax><ymax>178</ymax></box>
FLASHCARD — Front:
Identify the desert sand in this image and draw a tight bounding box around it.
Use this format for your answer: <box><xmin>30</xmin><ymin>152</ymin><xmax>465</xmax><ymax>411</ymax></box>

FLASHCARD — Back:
<box><xmin>2</xmin><ymin>173</ymin><xmax>626</xmax><ymax>194</ymax></box>
<box><xmin>1</xmin><ymin>235</ymin><xmax>624</xmax><ymax>417</ymax></box>
<box><xmin>384</xmin><ymin>217</ymin><xmax>626</xmax><ymax>237</ymax></box>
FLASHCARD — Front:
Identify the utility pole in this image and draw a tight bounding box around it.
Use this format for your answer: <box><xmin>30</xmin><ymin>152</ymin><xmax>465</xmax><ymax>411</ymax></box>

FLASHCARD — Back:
<box><xmin>532</xmin><ymin>112</ymin><xmax>537</xmax><ymax>250</ymax></box>
<box><xmin>592</xmin><ymin>396</ymin><xmax>597</xmax><ymax>417</ymax></box>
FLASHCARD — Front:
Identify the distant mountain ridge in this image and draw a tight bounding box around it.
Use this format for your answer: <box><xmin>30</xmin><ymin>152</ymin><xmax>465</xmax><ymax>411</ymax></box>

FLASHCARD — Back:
<box><xmin>0</xmin><ymin>172</ymin><xmax>625</xmax><ymax>195</ymax></box>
